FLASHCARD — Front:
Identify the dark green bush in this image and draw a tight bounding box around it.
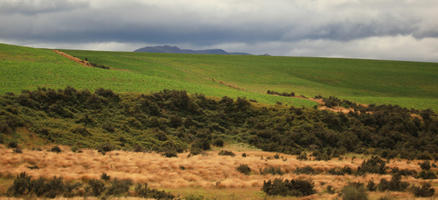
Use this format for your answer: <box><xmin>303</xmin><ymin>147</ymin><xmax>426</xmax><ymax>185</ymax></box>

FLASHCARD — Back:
<box><xmin>87</xmin><ymin>179</ymin><xmax>105</xmax><ymax>196</ymax></box>
<box><xmin>50</xmin><ymin>146</ymin><xmax>62</xmax><ymax>153</ymax></box>
<box><xmin>7</xmin><ymin>172</ymin><xmax>32</xmax><ymax>196</ymax></box>
<box><xmin>417</xmin><ymin>170</ymin><xmax>437</xmax><ymax>179</ymax></box>
<box><xmin>366</xmin><ymin>180</ymin><xmax>376</xmax><ymax>191</ymax></box>
<box><xmin>328</xmin><ymin>166</ymin><xmax>353</xmax><ymax>175</ymax></box>
<box><xmin>218</xmin><ymin>150</ymin><xmax>235</xmax><ymax>156</ymax></box>
<box><xmin>377</xmin><ymin>174</ymin><xmax>409</xmax><ymax>191</ymax></box>
<box><xmin>163</xmin><ymin>151</ymin><xmax>177</xmax><ymax>158</ymax></box>
<box><xmin>8</xmin><ymin>141</ymin><xmax>17</xmax><ymax>148</ymax></box>
<box><xmin>341</xmin><ymin>182</ymin><xmax>368</xmax><ymax>200</ymax></box>
<box><xmin>101</xmin><ymin>173</ymin><xmax>110</xmax><ymax>181</ymax></box>
<box><xmin>262</xmin><ymin>178</ymin><xmax>315</xmax><ymax>197</ymax></box>
<box><xmin>107</xmin><ymin>178</ymin><xmax>133</xmax><ymax>196</ymax></box>
<box><xmin>294</xmin><ymin>166</ymin><xmax>321</xmax><ymax>175</ymax></box>
<box><xmin>212</xmin><ymin>139</ymin><xmax>224</xmax><ymax>147</ymax></box>
<box><xmin>411</xmin><ymin>182</ymin><xmax>435</xmax><ymax>197</ymax></box>
<box><xmin>13</xmin><ymin>147</ymin><xmax>22</xmax><ymax>153</ymax></box>
<box><xmin>357</xmin><ymin>156</ymin><xmax>387</xmax><ymax>175</ymax></box>
<box><xmin>297</xmin><ymin>152</ymin><xmax>308</xmax><ymax>160</ymax></box>
<box><xmin>260</xmin><ymin>166</ymin><xmax>285</xmax><ymax>175</ymax></box>
<box><xmin>419</xmin><ymin>161</ymin><xmax>431</xmax><ymax>170</ymax></box>
<box><xmin>327</xmin><ymin>185</ymin><xmax>336</xmax><ymax>194</ymax></box>
<box><xmin>237</xmin><ymin>164</ymin><xmax>251</xmax><ymax>175</ymax></box>
<box><xmin>134</xmin><ymin>183</ymin><xmax>175</xmax><ymax>199</ymax></box>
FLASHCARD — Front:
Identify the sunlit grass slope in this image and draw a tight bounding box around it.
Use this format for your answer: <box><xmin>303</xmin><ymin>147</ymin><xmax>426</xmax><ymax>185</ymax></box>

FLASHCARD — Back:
<box><xmin>0</xmin><ymin>43</ymin><xmax>314</xmax><ymax>107</ymax></box>
<box><xmin>64</xmin><ymin>48</ymin><xmax>438</xmax><ymax>110</ymax></box>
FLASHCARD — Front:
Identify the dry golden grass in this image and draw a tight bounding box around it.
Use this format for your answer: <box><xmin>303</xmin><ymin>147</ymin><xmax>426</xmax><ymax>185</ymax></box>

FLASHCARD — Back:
<box><xmin>0</xmin><ymin>144</ymin><xmax>437</xmax><ymax>199</ymax></box>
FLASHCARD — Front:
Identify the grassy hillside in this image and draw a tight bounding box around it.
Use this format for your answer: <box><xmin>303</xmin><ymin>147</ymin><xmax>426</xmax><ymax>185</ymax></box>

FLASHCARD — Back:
<box><xmin>1</xmin><ymin>43</ymin><xmax>438</xmax><ymax>110</ymax></box>
<box><xmin>0</xmin><ymin>43</ymin><xmax>314</xmax><ymax>107</ymax></box>
<box><xmin>62</xmin><ymin>49</ymin><xmax>438</xmax><ymax>110</ymax></box>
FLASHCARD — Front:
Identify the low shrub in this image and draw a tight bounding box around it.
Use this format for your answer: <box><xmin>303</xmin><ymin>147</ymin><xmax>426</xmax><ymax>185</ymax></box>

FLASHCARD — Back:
<box><xmin>107</xmin><ymin>178</ymin><xmax>133</xmax><ymax>196</ymax></box>
<box><xmin>411</xmin><ymin>182</ymin><xmax>435</xmax><ymax>197</ymax></box>
<box><xmin>341</xmin><ymin>182</ymin><xmax>368</xmax><ymax>200</ymax></box>
<box><xmin>162</xmin><ymin>151</ymin><xmax>177</xmax><ymax>158</ymax></box>
<box><xmin>366</xmin><ymin>180</ymin><xmax>376</xmax><ymax>191</ymax></box>
<box><xmin>328</xmin><ymin>166</ymin><xmax>353</xmax><ymax>175</ymax></box>
<box><xmin>260</xmin><ymin>166</ymin><xmax>285</xmax><ymax>175</ymax></box>
<box><xmin>13</xmin><ymin>147</ymin><xmax>22</xmax><ymax>153</ymax></box>
<box><xmin>294</xmin><ymin>166</ymin><xmax>321</xmax><ymax>175</ymax></box>
<box><xmin>212</xmin><ymin>139</ymin><xmax>224</xmax><ymax>147</ymax></box>
<box><xmin>262</xmin><ymin>178</ymin><xmax>315</xmax><ymax>197</ymax></box>
<box><xmin>50</xmin><ymin>146</ymin><xmax>62</xmax><ymax>153</ymax></box>
<box><xmin>390</xmin><ymin>167</ymin><xmax>417</xmax><ymax>177</ymax></box>
<box><xmin>357</xmin><ymin>156</ymin><xmax>387</xmax><ymax>175</ymax></box>
<box><xmin>8</xmin><ymin>141</ymin><xmax>18</xmax><ymax>148</ymax></box>
<box><xmin>297</xmin><ymin>152</ymin><xmax>308</xmax><ymax>160</ymax></box>
<box><xmin>417</xmin><ymin>170</ymin><xmax>437</xmax><ymax>179</ymax></box>
<box><xmin>218</xmin><ymin>150</ymin><xmax>235</xmax><ymax>156</ymax></box>
<box><xmin>87</xmin><ymin>179</ymin><xmax>105</xmax><ymax>196</ymax></box>
<box><xmin>237</xmin><ymin>164</ymin><xmax>251</xmax><ymax>175</ymax></box>
<box><xmin>419</xmin><ymin>161</ymin><xmax>431</xmax><ymax>170</ymax></box>
<box><xmin>134</xmin><ymin>183</ymin><xmax>175</xmax><ymax>199</ymax></box>
<box><xmin>101</xmin><ymin>173</ymin><xmax>110</xmax><ymax>181</ymax></box>
<box><xmin>327</xmin><ymin>185</ymin><xmax>336</xmax><ymax>194</ymax></box>
<box><xmin>377</xmin><ymin>174</ymin><xmax>409</xmax><ymax>191</ymax></box>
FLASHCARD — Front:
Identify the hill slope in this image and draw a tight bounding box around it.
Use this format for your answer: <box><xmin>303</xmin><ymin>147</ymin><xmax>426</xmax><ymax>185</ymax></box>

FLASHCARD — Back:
<box><xmin>64</xmin><ymin>48</ymin><xmax>438</xmax><ymax>110</ymax></box>
<box><xmin>1</xmin><ymin>43</ymin><xmax>437</xmax><ymax>110</ymax></box>
<box><xmin>0</xmin><ymin>43</ymin><xmax>313</xmax><ymax>107</ymax></box>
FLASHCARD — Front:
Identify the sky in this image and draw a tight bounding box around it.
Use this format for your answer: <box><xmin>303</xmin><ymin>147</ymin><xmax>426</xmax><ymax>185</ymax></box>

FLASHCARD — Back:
<box><xmin>1</xmin><ymin>0</ymin><xmax>438</xmax><ymax>62</ymax></box>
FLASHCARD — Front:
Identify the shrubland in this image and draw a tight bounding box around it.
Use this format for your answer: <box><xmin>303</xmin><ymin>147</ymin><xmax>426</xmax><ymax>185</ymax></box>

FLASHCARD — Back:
<box><xmin>0</xmin><ymin>87</ymin><xmax>437</xmax><ymax>160</ymax></box>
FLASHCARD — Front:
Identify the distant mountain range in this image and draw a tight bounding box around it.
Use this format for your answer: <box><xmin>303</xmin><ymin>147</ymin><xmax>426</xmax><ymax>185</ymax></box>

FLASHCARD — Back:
<box><xmin>134</xmin><ymin>45</ymin><xmax>251</xmax><ymax>55</ymax></box>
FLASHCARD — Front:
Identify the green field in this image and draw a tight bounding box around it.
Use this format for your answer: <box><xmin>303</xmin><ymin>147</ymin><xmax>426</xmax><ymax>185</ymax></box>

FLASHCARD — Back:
<box><xmin>1</xmin><ymin>43</ymin><xmax>438</xmax><ymax>110</ymax></box>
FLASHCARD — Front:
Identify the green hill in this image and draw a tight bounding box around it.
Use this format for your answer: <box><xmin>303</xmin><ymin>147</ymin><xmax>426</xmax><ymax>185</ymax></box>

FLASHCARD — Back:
<box><xmin>1</xmin><ymin>43</ymin><xmax>438</xmax><ymax>110</ymax></box>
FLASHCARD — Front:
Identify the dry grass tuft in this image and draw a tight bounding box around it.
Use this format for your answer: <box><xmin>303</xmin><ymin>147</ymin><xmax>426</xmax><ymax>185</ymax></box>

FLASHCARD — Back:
<box><xmin>0</xmin><ymin>145</ymin><xmax>437</xmax><ymax>199</ymax></box>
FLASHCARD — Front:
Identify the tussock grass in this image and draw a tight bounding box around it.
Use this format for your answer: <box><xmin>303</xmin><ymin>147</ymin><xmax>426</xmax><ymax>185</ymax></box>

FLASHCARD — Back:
<box><xmin>1</xmin><ymin>145</ymin><xmax>436</xmax><ymax>195</ymax></box>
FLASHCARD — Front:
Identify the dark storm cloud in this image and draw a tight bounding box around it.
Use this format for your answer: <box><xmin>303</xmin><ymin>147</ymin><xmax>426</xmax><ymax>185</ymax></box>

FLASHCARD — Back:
<box><xmin>0</xmin><ymin>0</ymin><xmax>437</xmax><ymax>61</ymax></box>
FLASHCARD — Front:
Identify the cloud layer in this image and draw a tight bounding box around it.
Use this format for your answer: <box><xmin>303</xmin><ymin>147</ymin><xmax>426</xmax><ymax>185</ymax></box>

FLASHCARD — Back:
<box><xmin>1</xmin><ymin>0</ymin><xmax>438</xmax><ymax>61</ymax></box>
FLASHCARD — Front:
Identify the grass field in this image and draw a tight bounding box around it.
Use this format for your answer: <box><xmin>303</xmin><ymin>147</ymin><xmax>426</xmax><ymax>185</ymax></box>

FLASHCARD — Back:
<box><xmin>1</xmin><ymin>43</ymin><xmax>438</xmax><ymax>110</ymax></box>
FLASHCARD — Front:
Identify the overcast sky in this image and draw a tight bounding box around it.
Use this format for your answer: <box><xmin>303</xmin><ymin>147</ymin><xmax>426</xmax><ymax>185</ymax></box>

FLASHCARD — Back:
<box><xmin>1</xmin><ymin>0</ymin><xmax>438</xmax><ymax>62</ymax></box>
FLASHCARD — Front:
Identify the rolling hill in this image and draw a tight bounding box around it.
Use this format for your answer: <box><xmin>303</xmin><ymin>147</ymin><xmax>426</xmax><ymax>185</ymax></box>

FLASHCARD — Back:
<box><xmin>1</xmin><ymin>43</ymin><xmax>438</xmax><ymax>110</ymax></box>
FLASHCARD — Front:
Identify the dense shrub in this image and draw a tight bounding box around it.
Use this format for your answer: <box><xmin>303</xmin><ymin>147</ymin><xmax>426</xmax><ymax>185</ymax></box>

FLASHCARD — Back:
<box><xmin>212</xmin><ymin>139</ymin><xmax>224</xmax><ymax>147</ymax></box>
<box><xmin>50</xmin><ymin>146</ymin><xmax>62</xmax><ymax>153</ymax></box>
<box><xmin>341</xmin><ymin>182</ymin><xmax>368</xmax><ymax>200</ymax></box>
<box><xmin>107</xmin><ymin>178</ymin><xmax>133</xmax><ymax>196</ymax></box>
<box><xmin>218</xmin><ymin>150</ymin><xmax>235</xmax><ymax>156</ymax></box>
<box><xmin>417</xmin><ymin>170</ymin><xmax>437</xmax><ymax>179</ymax></box>
<box><xmin>163</xmin><ymin>151</ymin><xmax>177</xmax><ymax>158</ymax></box>
<box><xmin>8</xmin><ymin>141</ymin><xmax>17</xmax><ymax>148</ymax></box>
<box><xmin>390</xmin><ymin>167</ymin><xmax>417</xmax><ymax>177</ymax></box>
<box><xmin>236</xmin><ymin>164</ymin><xmax>251</xmax><ymax>175</ymax></box>
<box><xmin>260</xmin><ymin>166</ymin><xmax>285</xmax><ymax>175</ymax></box>
<box><xmin>419</xmin><ymin>161</ymin><xmax>431</xmax><ymax>170</ymax></box>
<box><xmin>366</xmin><ymin>180</ymin><xmax>376</xmax><ymax>191</ymax></box>
<box><xmin>377</xmin><ymin>174</ymin><xmax>409</xmax><ymax>191</ymax></box>
<box><xmin>134</xmin><ymin>183</ymin><xmax>175</xmax><ymax>199</ymax></box>
<box><xmin>2</xmin><ymin>87</ymin><xmax>438</xmax><ymax>159</ymax></box>
<box><xmin>87</xmin><ymin>179</ymin><xmax>105</xmax><ymax>196</ymax></box>
<box><xmin>411</xmin><ymin>182</ymin><xmax>435</xmax><ymax>197</ymax></box>
<box><xmin>357</xmin><ymin>156</ymin><xmax>387</xmax><ymax>175</ymax></box>
<box><xmin>262</xmin><ymin>178</ymin><xmax>315</xmax><ymax>197</ymax></box>
<box><xmin>297</xmin><ymin>152</ymin><xmax>308</xmax><ymax>160</ymax></box>
<box><xmin>294</xmin><ymin>166</ymin><xmax>321</xmax><ymax>175</ymax></box>
<box><xmin>328</xmin><ymin>166</ymin><xmax>353</xmax><ymax>175</ymax></box>
<box><xmin>101</xmin><ymin>173</ymin><xmax>111</xmax><ymax>181</ymax></box>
